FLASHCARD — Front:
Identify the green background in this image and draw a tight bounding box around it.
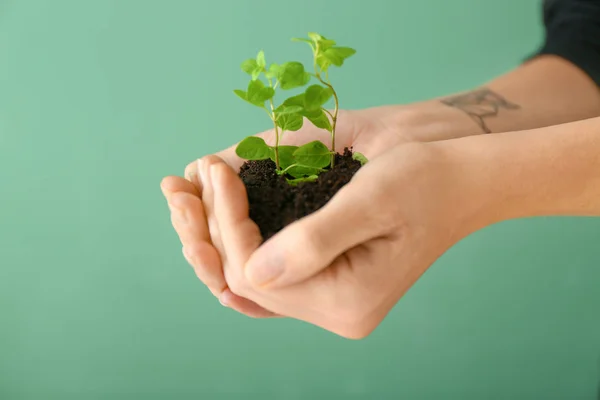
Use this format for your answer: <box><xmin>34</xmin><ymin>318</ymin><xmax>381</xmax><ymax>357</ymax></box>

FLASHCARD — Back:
<box><xmin>1</xmin><ymin>0</ymin><xmax>599</xmax><ymax>398</ymax></box>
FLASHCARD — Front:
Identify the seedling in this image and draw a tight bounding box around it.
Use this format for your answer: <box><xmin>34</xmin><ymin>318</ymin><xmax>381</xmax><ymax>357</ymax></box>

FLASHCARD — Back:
<box><xmin>292</xmin><ymin>32</ymin><xmax>356</xmax><ymax>167</ymax></box>
<box><xmin>234</xmin><ymin>32</ymin><xmax>365</xmax><ymax>184</ymax></box>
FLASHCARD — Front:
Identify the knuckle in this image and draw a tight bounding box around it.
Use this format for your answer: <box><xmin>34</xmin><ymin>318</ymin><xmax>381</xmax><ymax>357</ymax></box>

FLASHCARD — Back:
<box><xmin>183</xmin><ymin>245</ymin><xmax>202</xmax><ymax>268</ymax></box>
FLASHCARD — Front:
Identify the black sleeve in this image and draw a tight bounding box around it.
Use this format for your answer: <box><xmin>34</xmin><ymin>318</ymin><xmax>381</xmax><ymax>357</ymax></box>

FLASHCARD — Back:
<box><xmin>534</xmin><ymin>0</ymin><xmax>600</xmax><ymax>86</ymax></box>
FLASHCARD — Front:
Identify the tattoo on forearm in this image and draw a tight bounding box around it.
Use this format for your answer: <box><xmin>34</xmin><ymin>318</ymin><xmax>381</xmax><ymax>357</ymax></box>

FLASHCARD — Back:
<box><xmin>440</xmin><ymin>88</ymin><xmax>520</xmax><ymax>133</ymax></box>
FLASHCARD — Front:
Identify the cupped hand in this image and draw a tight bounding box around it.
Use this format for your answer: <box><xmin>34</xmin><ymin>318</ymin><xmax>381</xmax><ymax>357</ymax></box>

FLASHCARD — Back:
<box><xmin>187</xmin><ymin>141</ymin><xmax>490</xmax><ymax>338</ymax></box>
<box><xmin>161</xmin><ymin>107</ymin><xmax>415</xmax><ymax>317</ymax></box>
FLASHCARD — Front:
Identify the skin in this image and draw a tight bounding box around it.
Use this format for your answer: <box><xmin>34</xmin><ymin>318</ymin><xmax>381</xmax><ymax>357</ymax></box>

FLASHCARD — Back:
<box><xmin>161</xmin><ymin>55</ymin><xmax>600</xmax><ymax>335</ymax></box>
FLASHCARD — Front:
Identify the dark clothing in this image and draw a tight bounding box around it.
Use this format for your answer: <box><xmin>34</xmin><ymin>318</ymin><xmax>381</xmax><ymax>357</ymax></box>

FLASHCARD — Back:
<box><xmin>536</xmin><ymin>0</ymin><xmax>600</xmax><ymax>85</ymax></box>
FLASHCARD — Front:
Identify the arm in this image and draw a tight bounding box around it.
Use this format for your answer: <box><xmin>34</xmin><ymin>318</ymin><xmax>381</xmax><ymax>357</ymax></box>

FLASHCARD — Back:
<box><xmin>386</xmin><ymin>54</ymin><xmax>600</xmax><ymax>142</ymax></box>
<box><xmin>452</xmin><ymin>116</ymin><xmax>600</xmax><ymax>224</ymax></box>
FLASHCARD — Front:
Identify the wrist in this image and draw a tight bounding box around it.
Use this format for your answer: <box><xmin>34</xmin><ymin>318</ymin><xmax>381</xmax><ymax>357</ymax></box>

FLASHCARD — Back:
<box><xmin>374</xmin><ymin>101</ymin><xmax>488</xmax><ymax>143</ymax></box>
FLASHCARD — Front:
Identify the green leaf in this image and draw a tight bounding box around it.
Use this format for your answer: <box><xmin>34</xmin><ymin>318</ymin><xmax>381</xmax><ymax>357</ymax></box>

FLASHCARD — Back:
<box><xmin>235</xmin><ymin>137</ymin><xmax>272</xmax><ymax>160</ymax></box>
<box><xmin>308</xmin><ymin>32</ymin><xmax>324</xmax><ymax>42</ymax></box>
<box><xmin>241</xmin><ymin>59</ymin><xmax>258</xmax><ymax>74</ymax></box>
<box><xmin>274</xmin><ymin>104</ymin><xmax>303</xmax><ymax>118</ymax></box>
<box><xmin>321</xmin><ymin>47</ymin><xmax>356</xmax><ymax>67</ymax></box>
<box><xmin>316</xmin><ymin>54</ymin><xmax>331</xmax><ymax>71</ymax></box>
<box><xmin>265</xmin><ymin>63</ymin><xmax>280</xmax><ymax>79</ymax></box>
<box><xmin>277</xmin><ymin>62</ymin><xmax>311</xmax><ymax>90</ymax></box>
<box><xmin>318</xmin><ymin>39</ymin><xmax>336</xmax><ymax>51</ymax></box>
<box><xmin>247</xmin><ymin>80</ymin><xmax>275</xmax><ymax>106</ymax></box>
<box><xmin>296</xmin><ymin>33</ymin><xmax>336</xmax><ymax>51</ymax></box>
<box><xmin>291</xmin><ymin>37</ymin><xmax>315</xmax><ymax>50</ymax></box>
<box><xmin>241</xmin><ymin>57</ymin><xmax>264</xmax><ymax>80</ymax></box>
<box><xmin>302</xmin><ymin>73</ymin><xmax>311</xmax><ymax>86</ymax></box>
<box><xmin>286</xmin><ymin>165</ymin><xmax>322</xmax><ymax>178</ymax></box>
<box><xmin>282</xmin><ymin>93</ymin><xmax>305</xmax><ymax>107</ymax></box>
<box><xmin>304</xmin><ymin>85</ymin><xmax>333</xmax><ymax>111</ymax></box>
<box><xmin>352</xmin><ymin>152</ymin><xmax>368</xmax><ymax>165</ymax></box>
<box><xmin>251</xmin><ymin>69</ymin><xmax>262</xmax><ymax>81</ymax></box>
<box><xmin>332</xmin><ymin>46</ymin><xmax>356</xmax><ymax>59</ymax></box>
<box><xmin>256</xmin><ymin>50</ymin><xmax>266</xmax><ymax>68</ymax></box>
<box><xmin>293</xmin><ymin>140</ymin><xmax>331</xmax><ymax>169</ymax></box>
<box><xmin>273</xmin><ymin>145</ymin><xmax>324</xmax><ymax>178</ymax></box>
<box><xmin>287</xmin><ymin>175</ymin><xmax>319</xmax><ymax>185</ymax></box>
<box><xmin>233</xmin><ymin>89</ymin><xmax>247</xmax><ymax>101</ymax></box>
<box><xmin>276</xmin><ymin>113</ymin><xmax>304</xmax><ymax>131</ymax></box>
<box><xmin>292</xmin><ymin>37</ymin><xmax>313</xmax><ymax>44</ymax></box>
<box><xmin>304</xmin><ymin>108</ymin><xmax>332</xmax><ymax>131</ymax></box>
<box><xmin>283</xmin><ymin>93</ymin><xmax>331</xmax><ymax>131</ymax></box>
<box><xmin>271</xmin><ymin>145</ymin><xmax>298</xmax><ymax>170</ymax></box>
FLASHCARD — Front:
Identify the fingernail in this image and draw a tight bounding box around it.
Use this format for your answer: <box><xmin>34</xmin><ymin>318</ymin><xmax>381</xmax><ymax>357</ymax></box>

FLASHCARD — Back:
<box><xmin>184</xmin><ymin>164</ymin><xmax>194</xmax><ymax>181</ymax></box>
<box><xmin>197</xmin><ymin>159</ymin><xmax>208</xmax><ymax>186</ymax></box>
<box><xmin>186</xmin><ymin>170</ymin><xmax>198</xmax><ymax>184</ymax></box>
<box><xmin>209</xmin><ymin>163</ymin><xmax>220</xmax><ymax>185</ymax></box>
<box><xmin>219</xmin><ymin>289</ymin><xmax>231</xmax><ymax>307</ymax></box>
<box><xmin>186</xmin><ymin>159</ymin><xmax>199</xmax><ymax>183</ymax></box>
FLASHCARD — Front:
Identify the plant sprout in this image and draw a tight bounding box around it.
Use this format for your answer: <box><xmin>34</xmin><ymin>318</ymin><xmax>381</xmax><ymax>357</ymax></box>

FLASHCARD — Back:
<box><xmin>233</xmin><ymin>33</ymin><xmax>364</xmax><ymax>185</ymax></box>
<box><xmin>234</xmin><ymin>50</ymin><xmax>310</xmax><ymax>170</ymax></box>
<box><xmin>292</xmin><ymin>32</ymin><xmax>356</xmax><ymax>166</ymax></box>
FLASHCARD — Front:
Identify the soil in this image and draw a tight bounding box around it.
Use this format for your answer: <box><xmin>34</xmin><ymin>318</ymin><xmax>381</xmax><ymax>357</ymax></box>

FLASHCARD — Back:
<box><xmin>238</xmin><ymin>148</ymin><xmax>362</xmax><ymax>240</ymax></box>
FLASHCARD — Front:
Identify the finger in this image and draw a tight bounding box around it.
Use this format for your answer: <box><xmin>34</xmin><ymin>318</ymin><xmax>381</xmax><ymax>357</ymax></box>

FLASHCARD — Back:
<box><xmin>197</xmin><ymin>151</ymin><xmax>282</xmax><ymax>318</ymax></box>
<box><xmin>219</xmin><ymin>289</ymin><xmax>281</xmax><ymax>318</ymax></box>
<box><xmin>243</xmin><ymin>171</ymin><xmax>392</xmax><ymax>288</ymax></box>
<box><xmin>184</xmin><ymin>161</ymin><xmax>203</xmax><ymax>193</ymax></box>
<box><xmin>182</xmin><ymin>238</ymin><xmax>225</xmax><ymax>297</ymax></box>
<box><xmin>209</xmin><ymin>161</ymin><xmax>263</xmax><ymax>291</ymax></box>
<box><xmin>161</xmin><ymin>175</ymin><xmax>200</xmax><ymax>199</ymax></box>
<box><xmin>162</xmin><ymin>176</ymin><xmax>225</xmax><ymax>293</ymax></box>
<box><xmin>197</xmin><ymin>155</ymin><xmax>228</xmax><ymax>260</ymax></box>
<box><xmin>168</xmin><ymin>192</ymin><xmax>210</xmax><ymax>245</ymax></box>
<box><xmin>168</xmin><ymin>191</ymin><xmax>227</xmax><ymax>295</ymax></box>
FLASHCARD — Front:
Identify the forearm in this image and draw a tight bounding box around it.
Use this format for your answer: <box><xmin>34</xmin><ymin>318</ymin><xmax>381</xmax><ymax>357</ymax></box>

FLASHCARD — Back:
<box><xmin>382</xmin><ymin>55</ymin><xmax>600</xmax><ymax>142</ymax></box>
<box><xmin>448</xmin><ymin>117</ymin><xmax>600</xmax><ymax>229</ymax></box>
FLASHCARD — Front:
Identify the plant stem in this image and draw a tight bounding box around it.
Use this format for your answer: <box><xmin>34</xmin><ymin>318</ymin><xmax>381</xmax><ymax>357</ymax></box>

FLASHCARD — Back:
<box><xmin>316</xmin><ymin>74</ymin><xmax>338</xmax><ymax>167</ymax></box>
<box><xmin>266</xmin><ymin>74</ymin><xmax>281</xmax><ymax>170</ymax></box>
<box><xmin>311</xmin><ymin>41</ymin><xmax>338</xmax><ymax>167</ymax></box>
<box><xmin>280</xmin><ymin>163</ymin><xmax>327</xmax><ymax>175</ymax></box>
<box><xmin>269</xmin><ymin>100</ymin><xmax>280</xmax><ymax>170</ymax></box>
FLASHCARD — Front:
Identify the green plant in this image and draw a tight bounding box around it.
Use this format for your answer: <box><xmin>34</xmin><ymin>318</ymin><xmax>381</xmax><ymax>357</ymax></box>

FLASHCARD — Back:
<box><xmin>292</xmin><ymin>32</ymin><xmax>356</xmax><ymax>167</ymax></box>
<box><xmin>234</xmin><ymin>33</ymin><xmax>365</xmax><ymax>184</ymax></box>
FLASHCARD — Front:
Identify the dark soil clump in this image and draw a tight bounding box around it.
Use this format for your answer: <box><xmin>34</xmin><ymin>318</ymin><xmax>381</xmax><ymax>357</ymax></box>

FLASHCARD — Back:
<box><xmin>238</xmin><ymin>148</ymin><xmax>362</xmax><ymax>240</ymax></box>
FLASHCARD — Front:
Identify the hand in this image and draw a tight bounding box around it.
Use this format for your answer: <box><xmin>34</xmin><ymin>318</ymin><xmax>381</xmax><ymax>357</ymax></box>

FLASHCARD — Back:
<box><xmin>197</xmin><ymin>141</ymin><xmax>491</xmax><ymax>338</ymax></box>
<box><xmin>161</xmin><ymin>106</ymin><xmax>423</xmax><ymax>317</ymax></box>
<box><xmin>161</xmin><ymin>103</ymin><xmax>484</xmax><ymax>318</ymax></box>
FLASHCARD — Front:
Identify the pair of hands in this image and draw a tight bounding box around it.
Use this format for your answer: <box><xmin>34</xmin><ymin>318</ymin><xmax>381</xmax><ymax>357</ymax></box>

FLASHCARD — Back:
<box><xmin>160</xmin><ymin>107</ymin><xmax>485</xmax><ymax>338</ymax></box>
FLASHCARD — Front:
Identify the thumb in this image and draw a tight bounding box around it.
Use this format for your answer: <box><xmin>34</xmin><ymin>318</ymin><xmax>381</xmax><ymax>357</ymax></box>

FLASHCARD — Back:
<box><xmin>244</xmin><ymin>175</ymin><xmax>388</xmax><ymax>288</ymax></box>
